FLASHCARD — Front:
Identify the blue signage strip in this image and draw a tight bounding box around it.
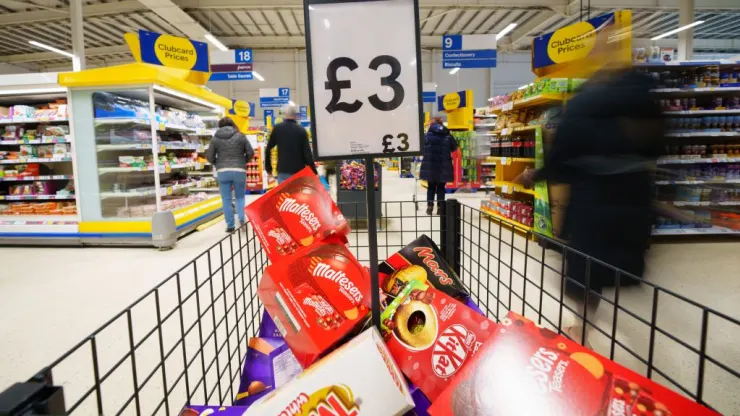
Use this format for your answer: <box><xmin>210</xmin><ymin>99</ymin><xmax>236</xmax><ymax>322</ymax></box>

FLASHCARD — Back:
<box><xmin>422</xmin><ymin>92</ymin><xmax>436</xmax><ymax>103</ymax></box>
<box><xmin>299</xmin><ymin>106</ymin><xmax>308</xmax><ymax>120</ymax></box>
<box><xmin>235</xmin><ymin>48</ymin><xmax>253</xmax><ymax>63</ymax></box>
<box><xmin>138</xmin><ymin>29</ymin><xmax>209</xmax><ymax>73</ymax></box>
<box><xmin>210</xmin><ymin>72</ymin><xmax>253</xmax><ymax>81</ymax></box>
<box><xmin>442</xmin><ymin>49</ymin><xmax>497</xmax><ymax>69</ymax></box>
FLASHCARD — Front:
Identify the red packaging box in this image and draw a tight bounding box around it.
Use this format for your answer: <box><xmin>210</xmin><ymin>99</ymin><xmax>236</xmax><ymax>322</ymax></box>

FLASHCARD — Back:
<box><xmin>380</xmin><ymin>280</ymin><xmax>497</xmax><ymax>402</ymax></box>
<box><xmin>245</xmin><ymin>167</ymin><xmax>349</xmax><ymax>261</ymax></box>
<box><xmin>257</xmin><ymin>240</ymin><xmax>371</xmax><ymax>368</ymax></box>
<box><xmin>429</xmin><ymin>311</ymin><xmax>720</xmax><ymax>416</ymax></box>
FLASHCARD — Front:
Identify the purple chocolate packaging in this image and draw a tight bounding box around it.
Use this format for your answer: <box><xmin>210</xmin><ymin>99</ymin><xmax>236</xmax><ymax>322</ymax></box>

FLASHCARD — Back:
<box><xmin>258</xmin><ymin>310</ymin><xmax>282</xmax><ymax>338</ymax></box>
<box><xmin>464</xmin><ymin>296</ymin><xmax>486</xmax><ymax>317</ymax></box>
<box><xmin>404</xmin><ymin>380</ymin><xmax>431</xmax><ymax>416</ymax></box>
<box><xmin>234</xmin><ymin>337</ymin><xmax>302</xmax><ymax>408</ymax></box>
<box><xmin>179</xmin><ymin>405</ymin><xmax>248</xmax><ymax>415</ymax></box>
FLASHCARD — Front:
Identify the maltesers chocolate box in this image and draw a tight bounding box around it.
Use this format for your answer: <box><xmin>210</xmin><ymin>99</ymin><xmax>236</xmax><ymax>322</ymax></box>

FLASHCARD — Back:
<box><xmin>429</xmin><ymin>311</ymin><xmax>721</xmax><ymax>416</ymax></box>
<box><xmin>244</xmin><ymin>328</ymin><xmax>414</xmax><ymax>415</ymax></box>
<box><xmin>245</xmin><ymin>167</ymin><xmax>350</xmax><ymax>261</ymax></box>
<box><xmin>379</xmin><ymin>234</ymin><xmax>469</xmax><ymax>301</ymax></box>
<box><xmin>257</xmin><ymin>239</ymin><xmax>371</xmax><ymax>368</ymax></box>
<box><xmin>380</xmin><ymin>280</ymin><xmax>497</xmax><ymax>402</ymax></box>
<box><xmin>234</xmin><ymin>337</ymin><xmax>302</xmax><ymax>408</ymax></box>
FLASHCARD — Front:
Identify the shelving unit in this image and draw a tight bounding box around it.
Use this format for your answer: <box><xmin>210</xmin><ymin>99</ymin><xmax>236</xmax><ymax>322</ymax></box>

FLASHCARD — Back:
<box><xmin>639</xmin><ymin>62</ymin><xmax>740</xmax><ymax>235</ymax></box>
<box><xmin>0</xmin><ymin>73</ymin><xmax>80</xmax><ymax>242</ymax></box>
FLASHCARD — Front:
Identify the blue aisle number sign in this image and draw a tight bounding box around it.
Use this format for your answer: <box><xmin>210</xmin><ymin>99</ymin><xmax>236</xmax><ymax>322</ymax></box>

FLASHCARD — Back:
<box><xmin>442</xmin><ymin>34</ymin><xmax>497</xmax><ymax>69</ymax></box>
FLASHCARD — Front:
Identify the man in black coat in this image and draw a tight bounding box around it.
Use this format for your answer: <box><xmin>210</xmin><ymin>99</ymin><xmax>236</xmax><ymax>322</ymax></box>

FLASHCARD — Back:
<box><xmin>420</xmin><ymin>121</ymin><xmax>458</xmax><ymax>215</ymax></box>
<box><xmin>265</xmin><ymin>105</ymin><xmax>317</xmax><ymax>183</ymax></box>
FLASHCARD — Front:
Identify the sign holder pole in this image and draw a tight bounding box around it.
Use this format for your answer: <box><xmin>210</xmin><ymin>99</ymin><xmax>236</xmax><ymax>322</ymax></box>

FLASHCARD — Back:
<box><xmin>364</xmin><ymin>156</ymin><xmax>381</xmax><ymax>329</ymax></box>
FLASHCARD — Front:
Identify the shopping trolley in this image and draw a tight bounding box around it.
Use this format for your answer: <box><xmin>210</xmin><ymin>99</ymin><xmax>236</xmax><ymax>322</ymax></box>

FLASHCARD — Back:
<box><xmin>2</xmin><ymin>200</ymin><xmax>739</xmax><ymax>415</ymax></box>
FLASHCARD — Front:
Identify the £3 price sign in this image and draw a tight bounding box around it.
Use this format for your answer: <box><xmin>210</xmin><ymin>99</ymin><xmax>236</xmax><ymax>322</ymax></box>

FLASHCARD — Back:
<box><xmin>305</xmin><ymin>0</ymin><xmax>424</xmax><ymax>159</ymax></box>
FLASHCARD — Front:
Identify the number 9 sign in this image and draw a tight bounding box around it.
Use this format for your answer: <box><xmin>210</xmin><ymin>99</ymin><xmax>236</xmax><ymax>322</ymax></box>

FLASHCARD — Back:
<box><xmin>304</xmin><ymin>0</ymin><xmax>424</xmax><ymax>159</ymax></box>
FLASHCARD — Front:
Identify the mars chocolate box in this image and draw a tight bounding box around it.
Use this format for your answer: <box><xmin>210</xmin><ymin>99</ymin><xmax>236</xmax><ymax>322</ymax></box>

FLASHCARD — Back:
<box><xmin>380</xmin><ymin>280</ymin><xmax>496</xmax><ymax>402</ymax></box>
<box><xmin>244</xmin><ymin>328</ymin><xmax>414</xmax><ymax>415</ymax></box>
<box><xmin>379</xmin><ymin>234</ymin><xmax>469</xmax><ymax>301</ymax></box>
<box><xmin>257</xmin><ymin>240</ymin><xmax>370</xmax><ymax>367</ymax></box>
<box><xmin>234</xmin><ymin>337</ymin><xmax>302</xmax><ymax>408</ymax></box>
<box><xmin>429</xmin><ymin>311</ymin><xmax>720</xmax><ymax>416</ymax></box>
<box><xmin>245</xmin><ymin>167</ymin><xmax>350</xmax><ymax>261</ymax></box>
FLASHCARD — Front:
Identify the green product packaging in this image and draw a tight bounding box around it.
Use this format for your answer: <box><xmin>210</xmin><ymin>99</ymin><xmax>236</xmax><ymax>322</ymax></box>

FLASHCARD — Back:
<box><xmin>544</xmin><ymin>78</ymin><xmax>569</xmax><ymax>94</ymax></box>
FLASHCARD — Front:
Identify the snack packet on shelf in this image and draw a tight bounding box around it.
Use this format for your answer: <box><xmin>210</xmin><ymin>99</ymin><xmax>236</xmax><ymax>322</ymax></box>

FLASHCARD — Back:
<box><xmin>429</xmin><ymin>311</ymin><xmax>720</xmax><ymax>416</ymax></box>
<box><xmin>244</xmin><ymin>328</ymin><xmax>414</xmax><ymax>415</ymax></box>
<box><xmin>379</xmin><ymin>234</ymin><xmax>469</xmax><ymax>301</ymax></box>
<box><xmin>245</xmin><ymin>167</ymin><xmax>349</xmax><ymax>261</ymax></box>
<box><xmin>380</xmin><ymin>280</ymin><xmax>496</xmax><ymax>402</ymax></box>
<box><xmin>233</xmin><ymin>337</ymin><xmax>302</xmax><ymax>408</ymax></box>
<box><xmin>257</xmin><ymin>239</ymin><xmax>370</xmax><ymax>367</ymax></box>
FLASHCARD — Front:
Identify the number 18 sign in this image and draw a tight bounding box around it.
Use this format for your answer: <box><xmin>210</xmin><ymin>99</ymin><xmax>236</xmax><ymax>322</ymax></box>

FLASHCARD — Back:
<box><xmin>304</xmin><ymin>0</ymin><xmax>424</xmax><ymax>159</ymax></box>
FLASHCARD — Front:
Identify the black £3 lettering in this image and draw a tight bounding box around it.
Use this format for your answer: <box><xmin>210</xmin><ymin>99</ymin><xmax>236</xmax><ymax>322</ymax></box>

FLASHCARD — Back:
<box><xmin>382</xmin><ymin>134</ymin><xmax>395</xmax><ymax>153</ymax></box>
<box><xmin>368</xmin><ymin>55</ymin><xmax>404</xmax><ymax>112</ymax></box>
<box><xmin>325</xmin><ymin>57</ymin><xmax>363</xmax><ymax>114</ymax></box>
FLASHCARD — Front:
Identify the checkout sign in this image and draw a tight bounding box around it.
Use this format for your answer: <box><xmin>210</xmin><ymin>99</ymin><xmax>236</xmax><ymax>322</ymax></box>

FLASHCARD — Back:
<box><xmin>139</xmin><ymin>30</ymin><xmax>210</xmax><ymax>73</ymax></box>
<box><xmin>304</xmin><ymin>0</ymin><xmax>424</xmax><ymax>159</ymax></box>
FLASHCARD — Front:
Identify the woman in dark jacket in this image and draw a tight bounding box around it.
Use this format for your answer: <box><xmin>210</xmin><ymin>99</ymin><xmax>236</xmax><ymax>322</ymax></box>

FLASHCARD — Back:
<box><xmin>420</xmin><ymin>121</ymin><xmax>458</xmax><ymax>215</ymax></box>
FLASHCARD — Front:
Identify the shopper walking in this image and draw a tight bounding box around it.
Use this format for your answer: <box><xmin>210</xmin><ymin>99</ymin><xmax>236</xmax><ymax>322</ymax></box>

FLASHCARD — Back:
<box><xmin>206</xmin><ymin>117</ymin><xmax>254</xmax><ymax>233</ymax></box>
<box><xmin>516</xmin><ymin>67</ymin><xmax>665</xmax><ymax>346</ymax></box>
<box><xmin>419</xmin><ymin>120</ymin><xmax>458</xmax><ymax>215</ymax></box>
<box><xmin>264</xmin><ymin>105</ymin><xmax>317</xmax><ymax>183</ymax></box>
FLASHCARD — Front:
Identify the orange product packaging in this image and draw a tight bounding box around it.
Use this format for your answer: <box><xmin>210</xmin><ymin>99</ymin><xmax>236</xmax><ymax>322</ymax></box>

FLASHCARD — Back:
<box><xmin>379</xmin><ymin>280</ymin><xmax>497</xmax><ymax>402</ymax></box>
<box><xmin>429</xmin><ymin>311</ymin><xmax>720</xmax><ymax>416</ymax></box>
<box><xmin>245</xmin><ymin>166</ymin><xmax>349</xmax><ymax>261</ymax></box>
<box><xmin>257</xmin><ymin>239</ymin><xmax>371</xmax><ymax>368</ymax></box>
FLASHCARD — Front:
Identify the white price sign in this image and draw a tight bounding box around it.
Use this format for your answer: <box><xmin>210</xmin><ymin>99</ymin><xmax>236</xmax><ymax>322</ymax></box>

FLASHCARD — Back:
<box><xmin>305</xmin><ymin>0</ymin><xmax>424</xmax><ymax>159</ymax></box>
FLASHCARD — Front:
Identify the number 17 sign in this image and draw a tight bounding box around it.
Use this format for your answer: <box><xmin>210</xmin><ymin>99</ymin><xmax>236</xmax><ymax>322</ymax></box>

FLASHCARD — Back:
<box><xmin>304</xmin><ymin>0</ymin><xmax>424</xmax><ymax>159</ymax></box>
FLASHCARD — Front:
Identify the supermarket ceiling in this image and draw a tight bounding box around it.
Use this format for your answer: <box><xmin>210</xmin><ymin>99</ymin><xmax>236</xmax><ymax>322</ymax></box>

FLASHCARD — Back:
<box><xmin>0</xmin><ymin>0</ymin><xmax>739</xmax><ymax>70</ymax></box>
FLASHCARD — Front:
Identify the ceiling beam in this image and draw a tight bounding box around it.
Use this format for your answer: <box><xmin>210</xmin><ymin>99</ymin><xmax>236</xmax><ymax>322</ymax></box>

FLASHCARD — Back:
<box><xmin>137</xmin><ymin>0</ymin><xmax>212</xmax><ymax>40</ymax></box>
<box><xmin>507</xmin><ymin>11</ymin><xmax>562</xmax><ymax>49</ymax></box>
<box><xmin>0</xmin><ymin>1</ymin><xmax>145</xmax><ymax>26</ymax></box>
<box><xmin>0</xmin><ymin>45</ymin><xmax>131</xmax><ymax>64</ymax></box>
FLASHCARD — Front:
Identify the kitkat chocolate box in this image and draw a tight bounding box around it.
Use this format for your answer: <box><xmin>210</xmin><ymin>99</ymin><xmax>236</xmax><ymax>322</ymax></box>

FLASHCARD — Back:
<box><xmin>379</xmin><ymin>235</ymin><xmax>469</xmax><ymax>301</ymax></box>
<box><xmin>429</xmin><ymin>311</ymin><xmax>720</xmax><ymax>416</ymax></box>
<box><xmin>234</xmin><ymin>337</ymin><xmax>302</xmax><ymax>408</ymax></box>
<box><xmin>380</xmin><ymin>280</ymin><xmax>496</xmax><ymax>402</ymax></box>
<box><xmin>245</xmin><ymin>167</ymin><xmax>349</xmax><ymax>261</ymax></box>
<box><xmin>257</xmin><ymin>240</ymin><xmax>370</xmax><ymax>367</ymax></box>
<box><xmin>243</xmin><ymin>328</ymin><xmax>414</xmax><ymax>415</ymax></box>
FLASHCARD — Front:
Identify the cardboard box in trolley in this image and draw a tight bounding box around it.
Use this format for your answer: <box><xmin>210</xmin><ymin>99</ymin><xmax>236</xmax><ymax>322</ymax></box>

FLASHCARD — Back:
<box><xmin>245</xmin><ymin>167</ymin><xmax>350</xmax><ymax>261</ymax></box>
<box><xmin>258</xmin><ymin>239</ymin><xmax>371</xmax><ymax>368</ymax></box>
<box><xmin>429</xmin><ymin>311</ymin><xmax>721</xmax><ymax>416</ymax></box>
<box><xmin>380</xmin><ymin>280</ymin><xmax>497</xmax><ymax>402</ymax></box>
<box><xmin>244</xmin><ymin>328</ymin><xmax>414</xmax><ymax>415</ymax></box>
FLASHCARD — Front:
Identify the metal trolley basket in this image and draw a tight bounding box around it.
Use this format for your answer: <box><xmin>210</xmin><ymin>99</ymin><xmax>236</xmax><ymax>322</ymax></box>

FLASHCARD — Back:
<box><xmin>2</xmin><ymin>200</ymin><xmax>739</xmax><ymax>415</ymax></box>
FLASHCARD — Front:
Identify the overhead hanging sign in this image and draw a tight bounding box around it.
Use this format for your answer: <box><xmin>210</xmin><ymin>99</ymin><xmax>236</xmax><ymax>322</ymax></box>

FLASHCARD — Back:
<box><xmin>260</xmin><ymin>88</ymin><xmax>290</xmax><ymax>108</ymax></box>
<box><xmin>299</xmin><ymin>105</ymin><xmax>309</xmax><ymax>120</ymax></box>
<box><xmin>138</xmin><ymin>30</ymin><xmax>210</xmax><ymax>73</ymax></box>
<box><xmin>229</xmin><ymin>100</ymin><xmax>255</xmax><ymax>117</ymax></box>
<box><xmin>210</xmin><ymin>48</ymin><xmax>253</xmax><ymax>81</ymax></box>
<box><xmin>264</xmin><ymin>109</ymin><xmax>274</xmax><ymax>126</ymax></box>
<box><xmin>532</xmin><ymin>11</ymin><xmax>629</xmax><ymax>71</ymax></box>
<box><xmin>304</xmin><ymin>0</ymin><xmax>424</xmax><ymax>159</ymax></box>
<box><xmin>422</xmin><ymin>82</ymin><xmax>436</xmax><ymax>103</ymax></box>
<box><xmin>441</xmin><ymin>34</ymin><xmax>497</xmax><ymax>69</ymax></box>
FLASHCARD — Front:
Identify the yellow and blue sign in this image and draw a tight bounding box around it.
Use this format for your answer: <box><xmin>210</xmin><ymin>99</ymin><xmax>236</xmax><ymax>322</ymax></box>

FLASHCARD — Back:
<box><xmin>139</xmin><ymin>30</ymin><xmax>210</xmax><ymax>73</ymax></box>
<box><xmin>264</xmin><ymin>109</ymin><xmax>274</xmax><ymax>126</ymax></box>
<box><xmin>532</xmin><ymin>12</ymin><xmax>614</xmax><ymax>69</ymax></box>
<box><xmin>437</xmin><ymin>91</ymin><xmax>467</xmax><ymax>112</ymax></box>
<box><xmin>230</xmin><ymin>100</ymin><xmax>255</xmax><ymax>117</ymax></box>
<box><xmin>442</xmin><ymin>34</ymin><xmax>497</xmax><ymax>69</ymax></box>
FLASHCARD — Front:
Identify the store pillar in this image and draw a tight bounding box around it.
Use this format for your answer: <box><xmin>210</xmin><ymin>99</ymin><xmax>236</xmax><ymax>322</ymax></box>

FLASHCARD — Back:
<box><xmin>70</xmin><ymin>0</ymin><xmax>86</xmax><ymax>71</ymax></box>
<box><xmin>678</xmin><ymin>0</ymin><xmax>694</xmax><ymax>61</ymax></box>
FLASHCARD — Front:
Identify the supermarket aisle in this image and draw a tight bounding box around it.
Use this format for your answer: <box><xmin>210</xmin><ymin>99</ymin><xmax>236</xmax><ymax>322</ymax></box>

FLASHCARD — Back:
<box><xmin>0</xmin><ymin>169</ymin><xmax>738</xmax><ymax>414</ymax></box>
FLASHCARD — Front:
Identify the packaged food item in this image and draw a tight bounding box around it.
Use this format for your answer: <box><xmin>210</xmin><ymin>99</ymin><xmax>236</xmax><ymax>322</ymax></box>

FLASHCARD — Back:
<box><xmin>257</xmin><ymin>240</ymin><xmax>370</xmax><ymax>367</ymax></box>
<box><xmin>380</xmin><ymin>280</ymin><xmax>496</xmax><ymax>401</ymax></box>
<box><xmin>258</xmin><ymin>310</ymin><xmax>283</xmax><ymax>339</ymax></box>
<box><xmin>245</xmin><ymin>167</ymin><xmax>349</xmax><ymax>261</ymax></box>
<box><xmin>429</xmin><ymin>311</ymin><xmax>720</xmax><ymax>416</ymax></box>
<box><xmin>379</xmin><ymin>234</ymin><xmax>468</xmax><ymax>301</ymax></box>
<box><xmin>408</xmin><ymin>381</ymin><xmax>431</xmax><ymax>416</ymax></box>
<box><xmin>179</xmin><ymin>406</ymin><xmax>248</xmax><ymax>415</ymax></box>
<box><xmin>234</xmin><ymin>337</ymin><xmax>302</xmax><ymax>408</ymax></box>
<box><xmin>243</xmin><ymin>328</ymin><xmax>414</xmax><ymax>415</ymax></box>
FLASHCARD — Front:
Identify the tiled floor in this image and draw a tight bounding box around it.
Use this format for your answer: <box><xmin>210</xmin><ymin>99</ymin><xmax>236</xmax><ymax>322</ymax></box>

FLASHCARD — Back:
<box><xmin>0</xmin><ymin>169</ymin><xmax>738</xmax><ymax>415</ymax></box>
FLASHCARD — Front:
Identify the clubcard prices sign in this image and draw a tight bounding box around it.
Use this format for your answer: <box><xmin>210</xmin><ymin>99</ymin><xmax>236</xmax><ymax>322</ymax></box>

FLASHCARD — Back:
<box><xmin>139</xmin><ymin>30</ymin><xmax>209</xmax><ymax>72</ymax></box>
<box><xmin>304</xmin><ymin>0</ymin><xmax>424</xmax><ymax>159</ymax></box>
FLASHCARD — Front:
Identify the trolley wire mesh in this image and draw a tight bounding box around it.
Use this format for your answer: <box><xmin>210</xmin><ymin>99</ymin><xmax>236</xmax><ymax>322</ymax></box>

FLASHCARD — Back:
<box><xmin>14</xmin><ymin>200</ymin><xmax>740</xmax><ymax>415</ymax></box>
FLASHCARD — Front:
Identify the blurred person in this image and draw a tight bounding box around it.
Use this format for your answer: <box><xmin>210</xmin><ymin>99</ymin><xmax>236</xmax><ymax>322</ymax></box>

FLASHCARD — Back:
<box><xmin>516</xmin><ymin>67</ymin><xmax>665</xmax><ymax>345</ymax></box>
<box><xmin>207</xmin><ymin>117</ymin><xmax>255</xmax><ymax>233</ymax></box>
<box><xmin>420</xmin><ymin>119</ymin><xmax>458</xmax><ymax>215</ymax></box>
<box><xmin>265</xmin><ymin>105</ymin><xmax>317</xmax><ymax>183</ymax></box>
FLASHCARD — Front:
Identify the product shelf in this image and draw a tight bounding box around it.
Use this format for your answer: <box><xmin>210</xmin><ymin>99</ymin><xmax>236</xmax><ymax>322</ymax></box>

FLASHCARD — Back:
<box><xmin>99</xmin><ymin>178</ymin><xmax>216</xmax><ymax>199</ymax></box>
<box><xmin>0</xmin><ymin>194</ymin><xmax>75</xmax><ymax>201</ymax></box>
<box><xmin>485</xmin><ymin>156</ymin><xmax>535</xmax><ymax>165</ymax></box>
<box><xmin>0</xmin><ymin>118</ymin><xmax>69</xmax><ymax>124</ymax></box>
<box><xmin>651</xmin><ymin>87</ymin><xmax>740</xmax><ymax>93</ymax></box>
<box><xmin>491</xmin><ymin>180</ymin><xmax>535</xmax><ymax>196</ymax></box>
<box><xmin>98</xmin><ymin>162</ymin><xmax>204</xmax><ymax>174</ymax></box>
<box><xmin>491</xmin><ymin>93</ymin><xmax>569</xmax><ymax>113</ymax></box>
<box><xmin>481</xmin><ymin>206</ymin><xmax>533</xmax><ymax>231</ymax></box>
<box><xmin>666</xmin><ymin>131</ymin><xmax>740</xmax><ymax>138</ymax></box>
<box><xmin>665</xmin><ymin>109</ymin><xmax>740</xmax><ymax>115</ymax></box>
<box><xmin>662</xmin><ymin>200</ymin><xmax>740</xmax><ymax>207</ymax></box>
<box><xmin>0</xmin><ymin>216</ymin><xmax>77</xmax><ymax>222</ymax></box>
<box><xmin>0</xmin><ymin>175</ymin><xmax>73</xmax><ymax>182</ymax></box>
<box><xmin>658</xmin><ymin>157</ymin><xmax>740</xmax><ymax>164</ymax></box>
<box><xmin>96</xmin><ymin>143</ymin><xmax>204</xmax><ymax>152</ymax></box>
<box><xmin>0</xmin><ymin>136</ymin><xmax>72</xmax><ymax>145</ymax></box>
<box><xmin>655</xmin><ymin>179</ymin><xmax>740</xmax><ymax>185</ymax></box>
<box><xmin>652</xmin><ymin>226</ymin><xmax>740</xmax><ymax>235</ymax></box>
<box><xmin>0</xmin><ymin>156</ymin><xmax>72</xmax><ymax>164</ymax></box>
